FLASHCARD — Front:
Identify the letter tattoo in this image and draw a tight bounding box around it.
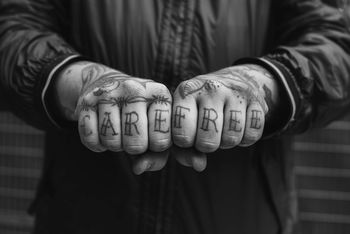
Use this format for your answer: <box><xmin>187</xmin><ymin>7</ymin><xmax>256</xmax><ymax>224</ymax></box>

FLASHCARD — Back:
<box><xmin>80</xmin><ymin>115</ymin><xmax>93</xmax><ymax>136</ymax></box>
<box><xmin>201</xmin><ymin>108</ymin><xmax>218</xmax><ymax>132</ymax></box>
<box><xmin>229</xmin><ymin>110</ymin><xmax>242</xmax><ymax>132</ymax></box>
<box><xmin>250</xmin><ymin>110</ymin><xmax>262</xmax><ymax>129</ymax></box>
<box><xmin>100</xmin><ymin>112</ymin><xmax>118</xmax><ymax>136</ymax></box>
<box><xmin>154</xmin><ymin>109</ymin><xmax>169</xmax><ymax>133</ymax></box>
<box><xmin>124</xmin><ymin>112</ymin><xmax>140</xmax><ymax>136</ymax></box>
<box><xmin>174</xmin><ymin>106</ymin><xmax>190</xmax><ymax>128</ymax></box>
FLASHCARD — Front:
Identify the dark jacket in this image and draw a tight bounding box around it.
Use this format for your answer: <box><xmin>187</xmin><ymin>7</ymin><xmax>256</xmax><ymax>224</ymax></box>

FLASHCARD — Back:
<box><xmin>0</xmin><ymin>0</ymin><xmax>350</xmax><ymax>234</ymax></box>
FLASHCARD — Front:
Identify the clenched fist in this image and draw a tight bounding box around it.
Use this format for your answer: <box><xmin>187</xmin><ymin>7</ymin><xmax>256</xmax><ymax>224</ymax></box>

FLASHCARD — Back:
<box><xmin>54</xmin><ymin>62</ymin><xmax>172</xmax><ymax>173</ymax></box>
<box><xmin>54</xmin><ymin>62</ymin><xmax>280</xmax><ymax>174</ymax></box>
<box><xmin>171</xmin><ymin>65</ymin><xmax>279</xmax><ymax>169</ymax></box>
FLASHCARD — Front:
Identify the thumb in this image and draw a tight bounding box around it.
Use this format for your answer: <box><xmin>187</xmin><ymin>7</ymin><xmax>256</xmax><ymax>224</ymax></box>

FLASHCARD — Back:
<box><xmin>171</xmin><ymin>146</ymin><xmax>207</xmax><ymax>172</ymax></box>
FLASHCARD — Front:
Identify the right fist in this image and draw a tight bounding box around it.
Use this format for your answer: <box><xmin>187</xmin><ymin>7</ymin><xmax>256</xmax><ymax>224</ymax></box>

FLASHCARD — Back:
<box><xmin>74</xmin><ymin>63</ymin><xmax>172</xmax><ymax>155</ymax></box>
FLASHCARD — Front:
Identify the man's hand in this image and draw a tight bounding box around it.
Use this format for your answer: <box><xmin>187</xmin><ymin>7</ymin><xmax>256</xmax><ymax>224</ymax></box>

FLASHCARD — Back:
<box><xmin>54</xmin><ymin>62</ymin><xmax>172</xmax><ymax>174</ymax></box>
<box><xmin>171</xmin><ymin>65</ymin><xmax>279</xmax><ymax>170</ymax></box>
<box><xmin>54</xmin><ymin>62</ymin><xmax>279</xmax><ymax>173</ymax></box>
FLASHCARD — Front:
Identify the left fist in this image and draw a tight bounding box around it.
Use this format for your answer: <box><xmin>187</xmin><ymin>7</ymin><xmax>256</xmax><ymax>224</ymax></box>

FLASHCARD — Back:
<box><xmin>172</xmin><ymin>65</ymin><xmax>276</xmax><ymax>154</ymax></box>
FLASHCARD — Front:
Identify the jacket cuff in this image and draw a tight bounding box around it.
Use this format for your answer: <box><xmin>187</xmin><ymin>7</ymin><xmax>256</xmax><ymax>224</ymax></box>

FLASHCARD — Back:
<box><xmin>234</xmin><ymin>57</ymin><xmax>298</xmax><ymax>137</ymax></box>
<box><xmin>35</xmin><ymin>54</ymin><xmax>84</xmax><ymax>129</ymax></box>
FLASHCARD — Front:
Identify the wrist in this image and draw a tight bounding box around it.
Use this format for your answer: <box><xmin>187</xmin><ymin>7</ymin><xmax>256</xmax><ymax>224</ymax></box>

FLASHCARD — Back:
<box><xmin>53</xmin><ymin>61</ymin><xmax>96</xmax><ymax>121</ymax></box>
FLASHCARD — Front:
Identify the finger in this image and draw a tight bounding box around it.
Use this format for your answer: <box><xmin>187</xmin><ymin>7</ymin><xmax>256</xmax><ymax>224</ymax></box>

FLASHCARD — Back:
<box><xmin>240</xmin><ymin>101</ymin><xmax>265</xmax><ymax>147</ymax></box>
<box><xmin>131</xmin><ymin>150</ymin><xmax>169</xmax><ymax>175</ymax></box>
<box><xmin>171</xmin><ymin>146</ymin><xmax>207</xmax><ymax>172</ymax></box>
<box><xmin>195</xmin><ymin>100</ymin><xmax>223</xmax><ymax>153</ymax></box>
<box><xmin>146</xmin><ymin>84</ymin><xmax>172</xmax><ymax>152</ymax></box>
<box><xmin>78</xmin><ymin>107</ymin><xmax>106</xmax><ymax>152</ymax></box>
<box><xmin>220</xmin><ymin>94</ymin><xmax>247</xmax><ymax>149</ymax></box>
<box><xmin>122</xmin><ymin>99</ymin><xmax>148</xmax><ymax>155</ymax></box>
<box><xmin>172</xmin><ymin>91</ymin><xmax>197</xmax><ymax>148</ymax></box>
<box><xmin>98</xmin><ymin>103</ymin><xmax>122</xmax><ymax>151</ymax></box>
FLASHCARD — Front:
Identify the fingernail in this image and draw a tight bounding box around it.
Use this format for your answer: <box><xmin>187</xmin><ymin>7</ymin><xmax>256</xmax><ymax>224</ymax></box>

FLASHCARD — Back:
<box><xmin>192</xmin><ymin>157</ymin><xmax>207</xmax><ymax>172</ymax></box>
<box><xmin>144</xmin><ymin>161</ymin><xmax>153</xmax><ymax>171</ymax></box>
<box><xmin>134</xmin><ymin>160</ymin><xmax>152</xmax><ymax>175</ymax></box>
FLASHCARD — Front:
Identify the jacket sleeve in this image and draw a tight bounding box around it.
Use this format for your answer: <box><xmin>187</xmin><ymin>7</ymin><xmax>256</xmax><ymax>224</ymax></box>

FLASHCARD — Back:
<box><xmin>0</xmin><ymin>0</ymin><xmax>82</xmax><ymax>129</ymax></box>
<box><xmin>239</xmin><ymin>0</ymin><xmax>350</xmax><ymax>135</ymax></box>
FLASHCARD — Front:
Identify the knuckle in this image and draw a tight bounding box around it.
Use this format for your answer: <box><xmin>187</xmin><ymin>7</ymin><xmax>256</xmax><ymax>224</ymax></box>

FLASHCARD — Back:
<box><xmin>82</xmin><ymin>93</ymin><xmax>96</xmax><ymax>103</ymax></box>
<box><xmin>101</xmin><ymin>139</ymin><xmax>122</xmax><ymax>150</ymax></box>
<box><xmin>155</xmin><ymin>83</ymin><xmax>171</xmax><ymax>94</ymax></box>
<box><xmin>175</xmin><ymin>81</ymin><xmax>188</xmax><ymax>92</ymax></box>
<box><xmin>149</xmin><ymin>138</ymin><xmax>171</xmax><ymax>152</ymax></box>
<box><xmin>77</xmin><ymin>96</ymin><xmax>97</xmax><ymax>113</ymax></box>
<box><xmin>83</xmin><ymin>141</ymin><xmax>105</xmax><ymax>152</ymax></box>
<box><xmin>124</xmin><ymin>144</ymin><xmax>147</xmax><ymax>155</ymax></box>
<box><xmin>79</xmin><ymin>97</ymin><xmax>90</xmax><ymax>108</ymax></box>
<box><xmin>196</xmin><ymin>141</ymin><xmax>219</xmax><ymax>153</ymax></box>
<box><xmin>150</xmin><ymin>85</ymin><xmax>172</xmax><ymax>105</ymax></box>
<box><xmin>245</xmin><ymin>128</ymin><xmax>262</xmax><ymax>140</ymax></box>
<box><xmin>220</xmin><ymin>135</ymin><xmax>241</xmax><ymax>148</ymax></box>
<box><xmin>123</xmin><ymin>79</ymin><xmax>138</xmax><ymax>87</ymax></box>
<box><xmin>245</xmin><ymin>134</ymin><xmax>260</xmax><ymax>143</ymax></box>
<box><xmin>173</xmin><ymin>134</ymin><xmax>194</xmax><ymax>148</ymax></box>
<box><xmin>240</xmin><ymin>132</ymin><xmax>261</xmax><ymax>147</ymax></box>
<box><xmin>123</xmin><ymin>80</ymin><xmax>146</xmax><ymax>94</ymax></box>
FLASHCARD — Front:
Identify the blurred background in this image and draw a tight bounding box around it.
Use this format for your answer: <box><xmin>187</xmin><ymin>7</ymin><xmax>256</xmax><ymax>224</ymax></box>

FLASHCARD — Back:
<box><xmin>0</xmin><ymin>107</ymin><xmax>44</xmax><ymax>234</ymax></box>
<box><xmin>0</xmin><ymin>1</ymin><xmax>350</xmax><ymax>234</ymax></box>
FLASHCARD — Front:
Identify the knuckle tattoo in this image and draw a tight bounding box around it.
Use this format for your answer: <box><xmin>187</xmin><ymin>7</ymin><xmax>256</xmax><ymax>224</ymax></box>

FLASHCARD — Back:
<box><xmin>153</xmin><ymin>109</ymin><xmax>170</xmax><ymax>133</ymax></box>
<box><xmin>77</xmin><ymin>65</ymin><xmax>273</xmax><ymax>151</ymax></box>
<box><xmin>200</xmin><ymin>108</ymin><xmax>218</xmax><ymax>132</ymax></box>
<box><xmin>250</xmin><ymin>109</ymin><xmax>263</xmax><ymax>130</ymax></box>
<box><xmin>124</xmin><ymin>111</ymin><xmax>140</xmax><ymax>136</ymax></box>
<box><xmin>228</xmin><ymin>110</ymin><xmax>243</xmax><ymax>132</ymax></box>
<box><xmin>79</xmin><ymin>114</ymin><xmax>93</xmax><ymax>137</ymax></box>
<box><xmin>100</xmin><ymin>112</ymin><xmax>118</xmax><ymax>136</ymax></box>
<box><xmin>173</xmin><ymin>106</ymin><xmax>190</xmax><ymax>129</ymax></box>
